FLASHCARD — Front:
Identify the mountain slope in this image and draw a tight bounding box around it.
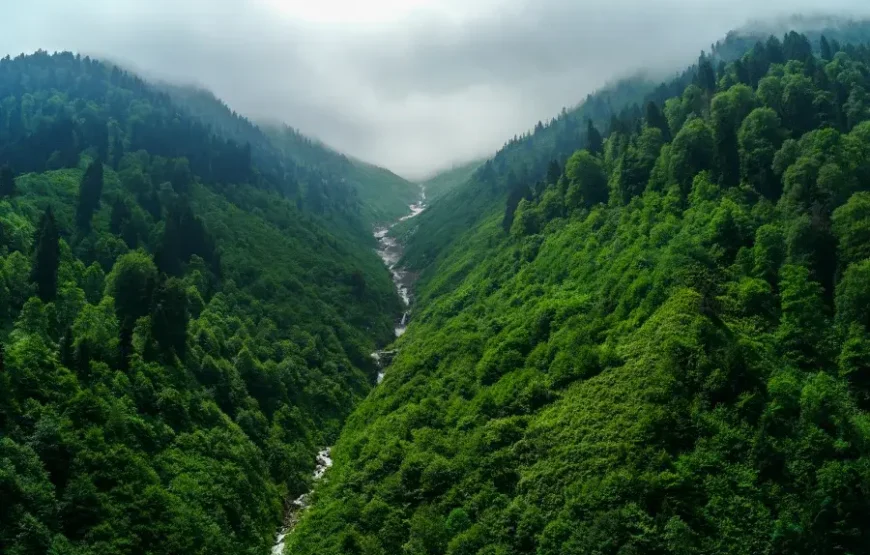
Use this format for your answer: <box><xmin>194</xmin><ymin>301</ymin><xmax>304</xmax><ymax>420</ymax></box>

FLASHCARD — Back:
<box><xmin>287</xmin><ymin>28</ymin><xmax>870</xmax><ymax>555</ymax></box>
<box><xmin>396</xmin><ymin>17</ymin><xmax>870</xmax><ymax>276</ymax></box>
<box><xmin>0</xmin><ymin>51</ymin><xmax>401</xmax><ymax>555</ymax></box>
<box><xmin>164</xmin><ymin>85</ymin><xmax>419</xmax><ymax>227</ymax></box>
<box><xmin>262</xmin><ymin>124</ymin><xmax>420</xmax><ymax>226</ymax></box>
<box><xmin>421</xmin><ymin>160</ymin><xmax>484</xmax><ymax>202</ymax></box>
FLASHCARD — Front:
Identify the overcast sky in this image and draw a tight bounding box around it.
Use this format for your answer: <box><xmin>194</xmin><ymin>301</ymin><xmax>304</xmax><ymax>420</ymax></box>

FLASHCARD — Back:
<box><xmin>2</xmin><ymin>0</ymin><xmax>869</xmax><ymax>178</ymax></box>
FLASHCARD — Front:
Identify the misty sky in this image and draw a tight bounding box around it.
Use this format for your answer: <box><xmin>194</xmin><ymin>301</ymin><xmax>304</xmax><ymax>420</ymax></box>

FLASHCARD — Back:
<box><xmin>3</xmin><ymin>0</ymin><xmax>869</xmax><ymax>178</ymax></box>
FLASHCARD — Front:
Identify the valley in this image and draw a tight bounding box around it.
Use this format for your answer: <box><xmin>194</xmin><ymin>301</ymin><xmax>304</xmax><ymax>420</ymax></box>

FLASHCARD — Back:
<box><xmin>284</xmin><ymin>19</ymin><xmax>870</xmax><ymax>555</ymax></box>
<box><xmin>270</xmin><ymin>185</ymin><xmax>428</xmax><ymax>554</ymax></box>
<box><xmin>375</xmin><ymin>186</ymin><xmax>428</xmax><ymax>338</ymax></box>
<box><xmin>4</xmin><ymin>11</ymin><xmax>870</xmax><ymax>555</ymax></box>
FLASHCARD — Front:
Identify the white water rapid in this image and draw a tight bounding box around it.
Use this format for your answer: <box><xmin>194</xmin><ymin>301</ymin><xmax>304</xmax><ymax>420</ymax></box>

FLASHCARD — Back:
<box><xmin>374</xmin><ymin>186</ymin><xmax>427</xmax><ymax>338</ymax></box>
<box><xmin>270</xmin><ymin>448</ymin><xmax>333</xmax><ymax>554</ymax></box>
<box><xmin>269</xmin><ymin>187</ymin><xmax>426</xmax><ymax>554</ymax></box>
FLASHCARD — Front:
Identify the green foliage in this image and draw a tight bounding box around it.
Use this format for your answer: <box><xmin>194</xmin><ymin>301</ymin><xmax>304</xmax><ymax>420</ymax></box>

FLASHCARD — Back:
<box><xmin>422</xmin><ymin>160</ymin><xmax>484</xmax><ymax>202</ymax></box>
<box><xmin>738</xmin><ymin>107</ymin><xmax>785</xmax><ymax>198</ymax></box>
<box><xmin>0</xmin><ymin>51</ymin><xmax>403</xmax><ymax>555</ymax></box>
<box><xmin>289</xmin><ymin>29</ymin><xmax>870</xmax><ymax>555</ymax></box>
<box><xmin>833</xmin><ymin>191</ymin><xmax>870</xmax><ymax>266</ymax></box>
<box><xmin>669</xmin><ymin>117</ymin><xmax>716</xmax><ymax>197</ymax></box>
<box><xmin>564</xmin><ymin>150</ymin><xmax>607</xmax><ymax>209</ymax></box>
<box><xmin>30</xmin><ymin>208</ymin><xmax>59</xmax><ymax>302</ymax></box>
<box><xmin>75</xmin><ymin>160</ymin><xmax>104</xmax><ymax>232</ymax></box>
<box><xmin>264</xmin><ymin>123</ymin><xmax>419</xmax><ymax>225</ymax></box>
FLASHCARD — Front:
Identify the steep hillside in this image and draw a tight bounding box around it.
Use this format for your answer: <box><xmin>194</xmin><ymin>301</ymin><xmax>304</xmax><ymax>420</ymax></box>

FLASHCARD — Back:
<box><xmin>0</xmin><ymin>51</ymin><xmax>401</xmax><ymax>555</ymax></box>
<box><xmin>288</xmin><ymin>31</ymin><xmax>870</xmax><ymax>554</ymax></box>
<box><xmin>164</xmin><ymin>85</ymin><xmax>419</xmax><ymax>227</ymax></box>
<box><xmin>397</xmin><ymin>18</ymin><xmax>870</xmax><ymax>275</ymax></box>
<box><xmin>421</xmin><ymin>160</ymin><xmax>484</xmax><ymax>202</ymax></box>
<box><xmin>263</xmin><ymin>125</ymin><xmax>420</xmax><ymax>226</ymax></box>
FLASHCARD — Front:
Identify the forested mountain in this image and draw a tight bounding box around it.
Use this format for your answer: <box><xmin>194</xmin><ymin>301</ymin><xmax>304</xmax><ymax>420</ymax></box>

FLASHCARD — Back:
<box><xmin>164</xmin><ymin>84</ymin><xmax>419</xmax><ymax>227</ymax></box>
<box><xmin>396</xmin><ymin>18</ymin><xmax>870</xmax><ymax>272</ymax></box>
<box><xmin>421</xmin><ymin>160</ymin><xmax>484</xmax><ymax>201</ymax></box>
<box><xmin>288</xmin><ymin>27</ymin><xmax>870</xmax><ymax>555</ymax></box>
<box><xmin>0</xmin><ymin>51</ymin><xmax>404</xmax><ymax>555</ymax></box>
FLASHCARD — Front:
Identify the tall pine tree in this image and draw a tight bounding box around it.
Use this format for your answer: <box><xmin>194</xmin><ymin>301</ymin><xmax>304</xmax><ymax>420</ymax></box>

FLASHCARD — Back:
<box><xmin>111</xmin><ymin>134</ymin><xmax>125</xmax><ymax>170</ymax></box>
<box><xmin>502</xmin><ymin>171</ymin><xmax>528</xmax><ymax>233</ymax></box>
<box><xmin>0</xmin><ymin>165</ymin><xmax>15</xmax><ymax>198</ymax></box>
<box><xmin>820</xmin><ymin>35</ymin><xmax>833</xmax><ymax>61</ymax></box>
<box><xmin>76</xmin><ymin>160</ymin><xmax>104</xmax><ymax>232</ymax></box>
<box><xmin>697</xmin><ymin>55</ymin><xmax>717</xmax><ymax>94</ymax></box>
<box><xmin>645</xmin><ymin>101</ymin><xmax>671</xmax><ymax>141</ymax></box>
<box><xmin>31</xmin><ymin>207</ymin><xmax>60</xmax><ymax>302</ymax></box>
<box><xmin>586</xmin><ymin>120</ymin><xmax>603</xmax><ymax>155</ymax></box>
<box><xmin>150</xmin><ymin>277</ymin><xmax>189</xmax><ymax>361</ymax></box>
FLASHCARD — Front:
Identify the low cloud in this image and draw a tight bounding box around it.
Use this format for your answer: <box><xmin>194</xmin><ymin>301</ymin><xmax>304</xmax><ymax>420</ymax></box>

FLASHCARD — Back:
<box><xmin>2</xmin><ymin>0</ymin><xmax>869</xmax><ymax>178</ymax></box>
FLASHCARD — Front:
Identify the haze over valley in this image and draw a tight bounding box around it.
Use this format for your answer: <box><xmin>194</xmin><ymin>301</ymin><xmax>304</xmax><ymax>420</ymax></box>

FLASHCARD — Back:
<box><xmin>5</xmin><ymin>4</ymin><xmax>870</xmax><ymax>555</ymax></box>
<box><xmin>4</xmin><ymin>0</ymin><xmax>870</xmax><ymax>177</ymax></box>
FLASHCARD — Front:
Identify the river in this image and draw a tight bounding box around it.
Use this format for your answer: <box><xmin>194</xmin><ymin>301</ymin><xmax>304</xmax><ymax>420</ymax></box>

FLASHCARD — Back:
<box><xmin>374</xmin><ymin>186</ymin><xmax>427</xmax><ymax>338</ymax></box>
<box><xmin>269</xmin><ymin>448</ymin><xmax>332</xmax><ymax>554</ymax></box>
<box><xmin>269</xmin><ymin>187</ymin><xmax>426</xmax><ymax>554</ymax></box>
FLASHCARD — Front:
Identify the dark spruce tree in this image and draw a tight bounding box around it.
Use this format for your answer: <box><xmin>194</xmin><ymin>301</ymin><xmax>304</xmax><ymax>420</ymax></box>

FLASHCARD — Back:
<box><xmin>0</xmin><ymin>165</ymin><xmax>15</xmax><ymax>198</ymax></box>
<box><xmin>109</xmin><ymin>197</ymin><xmax>131</xmax><ymax>235</ymax></box>
<box><xmin>503</xmin><ymin>171</ymin><xmax>528</xmax><ymax>233</ymax></box>
<box><xmin>111</xmin><ymin>134</ymin><xmax>125</xmax><ymax>169</ymax></box>
<box><xmin>546</xmin><ymin>160</ymin><xmax>562</xmax><ymax>186</ymax></box>
<box><xmin>76</xmin><ymin>159</ymin><xmax>104</xmax><ymax>232</ymax></box>
<box><xmin>820</xmin><ymin>35</ymin><xmax>833</xmax><ymax>60</ymax></box>
<box><xmin>645</xmin><ymin>101</ymin><xmax>670</xmax><ymax>141</ymax></box>
<box><xmin>586</xmin><ymin>119</ymin><xmax>604</xmax><ymax>155</ymax></box>
<box><xmin>31</xmin><ymin>207</ymin><xmax>60</xmax><ymax>302</ymax></box>
<box><xmin>149</xmin><ymin>277</ymin><xmax>189</xmax><ymax>361</ymax></box>
<box><xmin>697</xmin><ymin>54</ymin><xmax>718</xmax><ymax>94</ymax></box>
<box><xmin>157</xmin><ymin>200</ymin><xmax>217</xmax><ymax>276</ymax></box>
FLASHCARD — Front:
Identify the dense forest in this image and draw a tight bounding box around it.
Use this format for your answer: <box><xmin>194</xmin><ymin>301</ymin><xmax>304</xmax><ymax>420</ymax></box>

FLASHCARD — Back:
<box><xmin>394</xmin><ymin>19</ymin><xmax>870</xmax><ymax>272</ymax></box>
<box><xmin>0</xmin><ymin>51</ymin><xmax>408</xmax><ymax>554</ymax></box>
<box><xmin>163</xmin><ymin>84</ymin><xmax>419</xmax><ymax>227</ymax></box>
<box><xmin>287</xmin><ymin>28</ymin><xmax>870</xmax><ymax>555</ymax></box>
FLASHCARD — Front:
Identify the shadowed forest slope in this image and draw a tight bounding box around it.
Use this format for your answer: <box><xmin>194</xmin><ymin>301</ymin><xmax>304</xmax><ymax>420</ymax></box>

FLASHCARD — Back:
<box><xmin>0</xmin><ymin>51</ymin><xmax>404</xmax><ymax>555</ymax></box>
<box><xmin>164</xmin><ymin>84</ymin><xmax>419</xmax><ymax>228</ymax></box>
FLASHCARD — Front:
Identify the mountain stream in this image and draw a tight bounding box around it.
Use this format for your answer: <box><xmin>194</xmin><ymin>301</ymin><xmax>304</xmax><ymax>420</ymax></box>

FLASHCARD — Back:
<box><xmin>269</xmin><ymin>187</ymin><xmax>426</xmax><ymax>554</ymax></box>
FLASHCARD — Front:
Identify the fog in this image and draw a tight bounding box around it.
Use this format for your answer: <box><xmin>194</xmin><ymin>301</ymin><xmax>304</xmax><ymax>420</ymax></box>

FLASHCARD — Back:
<box><xmin>3</xmin><ymin>0</ymin><xmax>869</xmax><ymax>178</ymax></box>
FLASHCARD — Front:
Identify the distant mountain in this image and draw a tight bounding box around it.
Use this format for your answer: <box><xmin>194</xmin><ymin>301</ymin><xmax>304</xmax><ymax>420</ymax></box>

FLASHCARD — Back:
<box><xmin>288</xmin><ymin>18</ymin><xmax>870</xmax><ymax>555</ymax></box>
<box><xmin>262</xmin><ymin>123</ymin><xmax>420</xmax><ymax>226</ymax></box>
<box><xmin>396</xmin><ymin>16</ymin><xmax>870</xmax><ymax>272</ymax></box>
<box><xmin>163</xmin><ymin>84</ymin><xmax>418</xmax><ymax>228</ymax></box>
<box><xmin>420</xmin><ymin>159</ymin><xmax>485</xmax><ymax>202</ymax></box>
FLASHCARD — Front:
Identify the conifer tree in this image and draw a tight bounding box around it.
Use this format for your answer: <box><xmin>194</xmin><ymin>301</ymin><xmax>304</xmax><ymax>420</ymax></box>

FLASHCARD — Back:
<box><xmin>31</xmin><ymin>207</ymin><xmax>60</xmax><ymax>302</ymax></box>
<box><xmin>820</xmin><ymin>35</ymin><xmax>833</xmax><ymax>60</ymax></box>
<box><xmin>0</xmin><ymin>165</ymin><xmax>16</xmax><ymax>198</ymax></box>
<box><xmin>697</xmin><ymin>55</ymin><xmax>717</xmax><ymax>94</ymax></box>
<box><xmin>76</xmin><ymin>160</ymin><xmax>104</xmax><ymax>232</ymax></box>
<box><xmin>586</xmin><ymin>120</ymin><xmax>603</xmax><ymax>155</ymax></box>
<box><xmin>645</xmin><ymin>101</ymin><xmax>671</xmax><ymax>141</ymax></box>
